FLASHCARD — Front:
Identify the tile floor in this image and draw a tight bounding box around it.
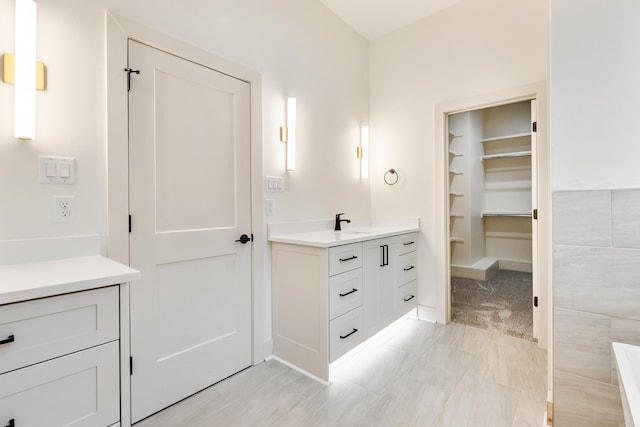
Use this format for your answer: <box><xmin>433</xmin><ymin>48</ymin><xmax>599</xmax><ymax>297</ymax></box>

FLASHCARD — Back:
<box><xmin>451</xmin><ymin>270</ymin><xmax>534</xmax><ymax>341</ymax></box>
<box><xmin>136</xmin><ymin>318</ymin><xmax>547</xmax><ymax>427</ymax></box>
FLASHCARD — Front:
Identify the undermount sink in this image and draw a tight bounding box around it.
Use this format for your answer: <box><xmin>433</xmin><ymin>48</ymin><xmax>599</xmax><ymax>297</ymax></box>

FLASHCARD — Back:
<box><xmin>613</xmin><ymin>342</ymin><xmax>640</xmax><ymax>427</ymax></box>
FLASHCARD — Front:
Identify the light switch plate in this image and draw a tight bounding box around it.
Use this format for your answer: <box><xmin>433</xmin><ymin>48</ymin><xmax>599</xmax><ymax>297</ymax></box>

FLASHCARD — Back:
<box><xmin>265</xmin><ymin>176</ymin><xmax>283</xmax><ymax>193</ymax></box>
<box><xmin>40</xmin><ymin>156</ymin><xmax>77</xmax><ymax>184</ymax></box>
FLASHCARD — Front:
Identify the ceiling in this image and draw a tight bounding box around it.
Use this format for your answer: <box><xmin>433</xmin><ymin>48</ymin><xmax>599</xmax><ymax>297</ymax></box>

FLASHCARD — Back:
<box><xmin>319</xmin><ymin>0</ymin><xmax>465</xmax><ymax>40</ymax></box>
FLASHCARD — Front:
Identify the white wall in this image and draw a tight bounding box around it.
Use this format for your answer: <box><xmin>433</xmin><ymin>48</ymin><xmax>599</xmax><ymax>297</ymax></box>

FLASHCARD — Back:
<box><xmin>0</xmin><ymin>0</ymin><xmax>370</xmax><ymax>243</ymax></box>
<box><xmin>369</xmin><ymin>0</ymin><xmax>548</xmax><ymax>312</ymax></box>
<box><xmin>551</xmin><ymin>0</ymin><xmax>640</xmax><ymax>191</ymax></box>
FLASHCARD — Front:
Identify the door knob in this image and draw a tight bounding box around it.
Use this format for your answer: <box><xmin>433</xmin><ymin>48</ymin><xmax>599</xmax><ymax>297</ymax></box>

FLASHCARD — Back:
<box><xmin>235</xmin><ymin>234</ymin><xmax>251</xmax><ymax>244</ymax></box>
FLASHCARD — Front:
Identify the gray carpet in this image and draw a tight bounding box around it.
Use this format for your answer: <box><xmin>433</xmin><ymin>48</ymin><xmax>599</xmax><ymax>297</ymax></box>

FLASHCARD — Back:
<box><xmin>451</xmin><ymin>269</ymin><xmax>535</xmax><ymax>341</ymax></box>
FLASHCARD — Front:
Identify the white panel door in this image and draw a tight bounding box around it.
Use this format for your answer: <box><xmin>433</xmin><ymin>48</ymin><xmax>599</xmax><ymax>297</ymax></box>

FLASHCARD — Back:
<box><xmin>530</xmin><ymin>99</ymin><xmax>539</xmax><ymax>340</ymax></box>
<box><xmin>128</xmin><ymin>40</ymin><xmax>252</xmax><ymax>422</ymax></box>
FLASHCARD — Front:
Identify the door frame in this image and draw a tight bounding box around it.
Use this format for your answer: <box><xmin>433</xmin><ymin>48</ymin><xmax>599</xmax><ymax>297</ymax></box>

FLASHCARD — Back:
<box><xmin>433</xmin><ymin>82</ymin><xmax>550</xmax><ymax>350</ymax></box>
<box><xmin>105</xmin><ymin>12</ymin><xmax>265</xmax><ymax>426</ymax></box>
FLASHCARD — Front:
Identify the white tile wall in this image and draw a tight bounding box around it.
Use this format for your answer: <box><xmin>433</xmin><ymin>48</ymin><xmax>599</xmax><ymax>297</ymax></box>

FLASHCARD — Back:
<box><xmin>553</xmin><ymin>189</ymin><xmax>640</xmax><ymax>426</ymax></box>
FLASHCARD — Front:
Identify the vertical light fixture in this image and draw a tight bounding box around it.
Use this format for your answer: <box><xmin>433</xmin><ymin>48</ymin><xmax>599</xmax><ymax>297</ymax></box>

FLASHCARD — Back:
<box><xmin>285</xmin><ymin>97</ymin><xmax>296</xmax><ymax>171</ymax></box>
<box><xmin>357</xmin><ymin>125</ymin><xmax>369</xmax><ymax>180</ymax></box>
<box><xmin>14</xmin><ymin>0</ymin><xmax>37</xmax><ymax>140</ymax></box>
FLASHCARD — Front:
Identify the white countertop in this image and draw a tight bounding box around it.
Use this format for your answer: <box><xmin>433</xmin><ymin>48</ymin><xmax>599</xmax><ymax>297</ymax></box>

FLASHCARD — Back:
<box><xmin>268</xmin><ymin>220</ymin><xmax>419</xmax><ymax>248</ymax></box>
<box><xmin>0</xmin><ymin>255</ymin><xmax>140</xmax><ymax>305</ymax></box>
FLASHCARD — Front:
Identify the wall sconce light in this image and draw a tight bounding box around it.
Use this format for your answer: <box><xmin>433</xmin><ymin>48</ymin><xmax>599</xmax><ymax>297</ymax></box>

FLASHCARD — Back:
<box><xmin>279</xmin><ymin>97</ymin><xmax>296</xmax><ymax>171</ymax></box>
<box><xmin>2</xmin><ymin>0</ymin><xmax>44</xmax><ymax>141</ymax></box>
<box><xmin>357</xmin><ymin>125</ymin><xmax>369</xmax><ymax>180</ymax></box>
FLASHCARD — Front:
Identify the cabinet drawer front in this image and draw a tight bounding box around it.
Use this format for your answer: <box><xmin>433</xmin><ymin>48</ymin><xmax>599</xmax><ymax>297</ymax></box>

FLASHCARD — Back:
<box><xmin>397</xmin><ymin>251</ymin><xmax>417</xmax><ymax>286</ymax></box>
<box><xmin>397</xmin><ymin>281</ymin><xmax>417</xmax><ymax>315</ymax></box>
<box><xmin>0</xmin><ymin>286</ymin><xmax>119</xmax><ymax>374</ymax></box>
<box><xmin>329</xmin><ymin>243</ymin><xmax>362</xmax><ymax>276</ymax></box>
<box><xmin>0</xmin><ymin>341</ymin><xmax>120</xmax><ymax>427</ymax></box>
<box><xmin>397</xmin><ymin>233</ymin><xmax>418</xmax><ymax>255</ymax></box>
<box><xmin>329</xmin><ymin>307</ymin><xmax>363</xmax><ymax>363</ymax></box>
<box><xmin>329</xmin><ymin>269</ymin><xmax>363</xmax><ymax>320</ymax></box>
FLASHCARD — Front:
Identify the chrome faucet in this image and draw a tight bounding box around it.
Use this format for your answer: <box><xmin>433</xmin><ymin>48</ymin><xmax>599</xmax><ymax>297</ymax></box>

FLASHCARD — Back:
<box><xmin>334</xmin><ymin>213</ymin><xmax>351</xmax><ymax>231</ymax></box>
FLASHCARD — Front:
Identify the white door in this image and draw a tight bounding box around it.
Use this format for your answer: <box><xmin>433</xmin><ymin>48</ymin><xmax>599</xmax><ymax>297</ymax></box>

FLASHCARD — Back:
<box><xmin>530</xmin><ymin>99</ymin><xmax>539</xmax><ymax>340</ymax></box>
<box><xmin>127</xmin><ymin>40</ymin><xmax>252</xmax><ymax>423</ymax></box>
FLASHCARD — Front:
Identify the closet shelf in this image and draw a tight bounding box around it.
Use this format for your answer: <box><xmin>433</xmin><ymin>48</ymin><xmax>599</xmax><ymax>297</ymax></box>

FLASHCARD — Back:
<box><xmin>481</xmin><ymin>212</ymin><xmax>532</xmax><ymax>218</ymax></box>
<box><xmin>448</xmin><ymin>151</ymin><xmax>463</xmax><ymax>157</ymax></box>
<box><xmin>480</xmin><ymin>132</ymin><xmax>531</xmax><ymax>143</ymax></box>
<box><xmin>449</xmin><ymin>192</ymin><xmax>465</xmax><ymax>197</ymax></box>
<box><xmin>449</xmin><ymin>170</ymin><xmax>464</xmax><ymax>175</ymax></box>
<box><xmin>450</xmin><ymin>213</ymin><xmax>465</xmax><ymax>218</ymax></box>
<box><xmin>482</xmin><ymin>151</ymin><xmax>532</xmax><ymax>160</ymax></box>
<box><xmin>450</xmin><ymin>237</ymin><xmax>465</xmax><ymax>243</ymax></box>
<box><xmin>448</xmin><ymin>131</ymin><xmax>463</xmax><ymax>143</ymax></box>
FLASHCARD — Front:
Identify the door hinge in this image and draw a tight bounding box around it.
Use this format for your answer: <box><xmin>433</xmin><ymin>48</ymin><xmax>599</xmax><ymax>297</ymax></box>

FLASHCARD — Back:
<box><xmin>534</xmin><ymin>296</ymin><xmax>539</xmax><ymax>307</ymax></box>
<box><xmin>532</xmin><ymin>121</ymin><xmax>537</xmax><ymax>132</ymax></box>
<box><xmin>130</xmin><ymin>356</ymin><xmax>133</xmax><ymax>375</ymax></box>
<box><xmin>124</xmin><ymin>68</ymin><xmax>140</xmax><ymax>92</ymax></box>
<box><xmin>251</xmin><ymin>233</ymin><xmax>254</xmax><ymax>242</ymax></box>
<box><xmin>129</xmin><ymin>215</ymin><xmax>132</xmax><ymax>233</ymax></box>
<box><xmin>533</xmin><ymin>209</ymin><xmax>538</xmax><ymax>220</ymax></box>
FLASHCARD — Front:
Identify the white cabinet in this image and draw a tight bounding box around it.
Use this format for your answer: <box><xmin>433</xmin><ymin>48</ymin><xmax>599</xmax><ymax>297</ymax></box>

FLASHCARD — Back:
<box><xmin>362</xmin><ymin>233</ymin><xmax>418</xmax><ymax>338</ymax></box>
<box><xmin>272</xmin><ymin>232</ymin><xmax>417</xmax><ymax>383</ymax></box>
<box><xmin>0</xmin><ymin>287</ymin><xmax>121</xmax><ymax>427</ymax></box>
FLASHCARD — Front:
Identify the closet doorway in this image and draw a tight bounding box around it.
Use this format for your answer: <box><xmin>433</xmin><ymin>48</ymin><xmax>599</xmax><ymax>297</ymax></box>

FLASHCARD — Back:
<box><xmin>446</xmin><ymin>99</ymin><xmax>539</xmax><ymax>341</ymax></box>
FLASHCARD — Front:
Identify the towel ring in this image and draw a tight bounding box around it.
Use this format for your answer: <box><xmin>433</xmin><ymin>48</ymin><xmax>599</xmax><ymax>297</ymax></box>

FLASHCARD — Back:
<box><xmin>384</xmin><ymin>168</ymin><xmax>398</xmax><ymax>185</ymax></box>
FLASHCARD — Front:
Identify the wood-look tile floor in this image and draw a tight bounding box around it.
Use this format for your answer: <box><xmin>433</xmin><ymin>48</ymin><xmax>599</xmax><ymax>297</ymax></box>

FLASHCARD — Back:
<box><xmin>135</xmin><ymin>318</ymin><xmax>547</xmax><ymax>427</ymax></box>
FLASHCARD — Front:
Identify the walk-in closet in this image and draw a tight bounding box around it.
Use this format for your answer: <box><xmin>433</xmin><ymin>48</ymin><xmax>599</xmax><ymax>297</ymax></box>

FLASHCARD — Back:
<box><xmin>447</xmin><ymin>100</ymin><xmax>538</xmax><ymax>341</ymax></box>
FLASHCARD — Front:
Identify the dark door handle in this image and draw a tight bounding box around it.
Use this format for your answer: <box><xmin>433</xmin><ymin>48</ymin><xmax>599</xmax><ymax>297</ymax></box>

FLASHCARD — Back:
<box><xmin>339</xmin><ymin>288</ymin><xmax>358</xmax><ymax>297</ymax></box>
<box><xmin>339</xmin><ymin>328</ymin><xmax>358</xmax><ymax>339</ymax></box>
<box><xmin>339</xmin><ymin>255</ymin><xmax>357</xmax><ymax>262</ymax></box>
<box><xmin>6</xmin><ymin>419</ymin><xmax>15</xmax><ymax>427</ymax></box>
<box><xmin>0</xmin><ymin>335</ymin><xmax>14</xmax><ymax>345</ymax></box>
<box><xmin>403</xmin><ymin>266</ymin><xmax>415</xmax><ymax>271</ymax></box>
<box><xmin>403</xmin><ymin>241</ymin><xmax>415</xmax><ymax>246</ymax></box>
<box><xmin>235</xmin><ymin>234</ymin><xmax>251</xmax><ymax>244</ymax></box>
<box><xmin>403</xmin><ymin>295</ymin><xmax>416</xmax><ymax>302</ymax></box>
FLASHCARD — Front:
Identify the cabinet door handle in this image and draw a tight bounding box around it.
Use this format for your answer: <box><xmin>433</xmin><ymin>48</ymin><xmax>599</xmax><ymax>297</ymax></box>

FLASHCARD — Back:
<box><xmin>403</xmin><ymin>241</ymin><xmax>415</xmax><ymax>246</ymax></box>
<box><xmin>6</xmin><ymin>419</ymin><xmax>15</xmax><ymax>427</ymax></box>
<box><xmin>380</xmin><ymin>245</ymin><xmax>389</xmax><ymax>267</ymax></box>
<box><xmin>403</xmin><ymin>295</ymin><xmax>415</xmax><ymax>302</ymax></box>
<box><xmin>403</xmin><ymin>266</ymin><xmax>415</xmax><ymax>271</ymax></box>
<box><xmin>339</xmin><ymin>255</ymin><xmax>358</xmax><ymax>262</ymax></box>
<box><xmin>0</xmin><ymin>335</ymin><xmax>14</xmax><ymax>345</ymax></box>
<box><xmin>339</xmin><ymin>328</ymin><xmax>358</xmax><ymax>339</ymax></box>
<box><xmin>339</xmin><ymin>288</ymin><xmax>358</xmax><ymax>297</ymax></box>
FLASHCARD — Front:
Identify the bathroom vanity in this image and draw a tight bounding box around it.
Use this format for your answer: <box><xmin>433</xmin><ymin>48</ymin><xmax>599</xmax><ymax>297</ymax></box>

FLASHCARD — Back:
<box><xmin>0</xmin><ymin>256</ymin><xmax>139</xmax><ymax>427</ymax></box>
<box><xmin>269</xmin><ymin>219</ymin><xmax>419</xmax><ymax>382</ymax></box>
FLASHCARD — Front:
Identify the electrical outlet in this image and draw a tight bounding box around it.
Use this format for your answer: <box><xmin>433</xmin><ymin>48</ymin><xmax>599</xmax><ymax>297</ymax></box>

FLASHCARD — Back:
<box><xmin>54</xmin><ymin>196</ymin><xmax>76</xmax><ymax>223</ymax></box>
<box><xmin>266</xmin><ymin>199</ymin><xmax>275</xmax><ymax>216</ymax></box>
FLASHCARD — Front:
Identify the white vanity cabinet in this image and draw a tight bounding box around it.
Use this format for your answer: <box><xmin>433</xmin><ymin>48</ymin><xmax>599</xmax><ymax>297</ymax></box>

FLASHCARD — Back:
<box><xmin>362</xmin><ymin>233</ymin><xmax>418</xmax><ymax>339</ymax></box>
<box><xmin>271</xmin><ymin>229</ymin><xmax>418</xmax><ymax>383</ymax></box>
<box><xmin>0</xmin><ymin>256</ymin><xmax>140</xmax><ymax>427</ymax></box>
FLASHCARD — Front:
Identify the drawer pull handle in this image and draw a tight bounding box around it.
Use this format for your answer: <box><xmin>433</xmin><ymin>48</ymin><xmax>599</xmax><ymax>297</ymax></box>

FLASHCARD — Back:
<box><xmin>6</xmin><ymin>419</ymin><xmax>15</xmax><ymax>427</ymax></box>
<box><xmin>340</xmin><ymin>328</ymin><xmax>358</xmax><ymax>340</ymax></box>
<box><xmin>0</xmin><ymin>335</ymin><xmax>15</xmax><ymax>345</ymax></box>
<box><xmin>403</xmin><ymin>241</ymin><xmax>415</xmax><ymax>246</ymax></box>
<box><xmin>339</xmin><ymin>255</ymin><xmax>358</xmax><ymax>262</ymax></box>
<box><xmin>403</xmin><ymin>266</ymin><xmax>415</xmax><ymax>271</ymax></box>
<box><xmin>403</xmin><ymin>295</ymin><xmax>415</xmax><ymax>302</ymax></box>
<box><xmin>339</xmin><ymin>288</ymin><xmax>358</xmax><ymax>297</ymax></box>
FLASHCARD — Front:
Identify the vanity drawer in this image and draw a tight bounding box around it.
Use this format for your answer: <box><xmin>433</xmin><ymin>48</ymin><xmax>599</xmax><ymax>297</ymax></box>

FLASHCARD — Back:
<box><xmin>0</xmin><ymin>286</ymin><xmax>119</xmax><ymax>374</ymax></box>
<box><xmin>329</xmin><ymin>243</ymin><xmax>362</xmax><ymax>276</ymax></box>
<box><xmin>0</xmin><ymin>341</ymin><xmax>120</xmax><ymax>427</ymax></box>
<box><xmin>329</xmin><ymin>269</ymin><xmax>363</xmax><ymax>320</ymax></box>
<box><xmin>397</xmin><ymin>251</ymin><xmax>417</xmax><ymax>286</ymax></box>
<box><xmin>329</xmin><ymin>307</ymin><xmax>363</xmax><ymax>362</ymax></box>
<box><xmin>397</xmin><ymin>233</ymin><xmax>418</xmax><ymax>255</ymax></box>
<box><xmin>397</xmin><ymin>281</ymin><xmax>417</xmax><ymax>315</ymax></box>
